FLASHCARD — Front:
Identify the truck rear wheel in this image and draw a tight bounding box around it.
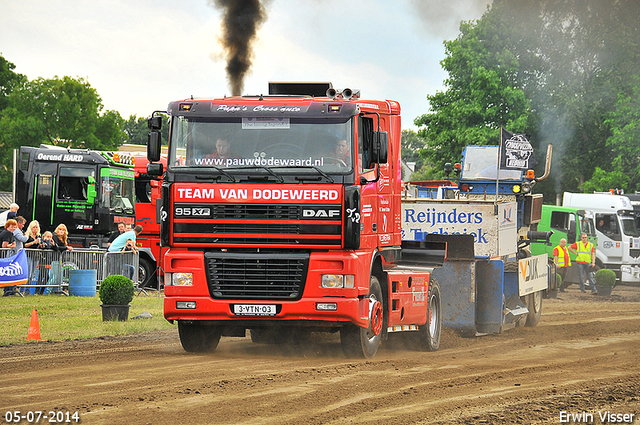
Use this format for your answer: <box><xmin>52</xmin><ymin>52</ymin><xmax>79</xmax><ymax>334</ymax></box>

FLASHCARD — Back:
<box><xmin>415</xmin><ymin>278</ymin><xmax>441</xmax><ymax>351</ymax></box>
<box><xmin>340</xmin><ymin>275</ymin><xmax>383</xmax><ymax>359</ymax></box>
<box><xmin>178</xmin><ymin>321</ymin><xmax>222</xmax><ymax>353</ymax></box>
<box><xmin>524</xmin><ymin>291</ymin><xmax>542</xmax><ymax>327</ymax></box>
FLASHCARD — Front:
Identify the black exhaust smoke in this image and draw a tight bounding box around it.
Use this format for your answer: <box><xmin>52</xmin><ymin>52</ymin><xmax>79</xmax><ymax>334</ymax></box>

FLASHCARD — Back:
<box><xmin>209</xmin><ymin>0</ymin><xmax>268</xmax><ymax>96</ymax></box>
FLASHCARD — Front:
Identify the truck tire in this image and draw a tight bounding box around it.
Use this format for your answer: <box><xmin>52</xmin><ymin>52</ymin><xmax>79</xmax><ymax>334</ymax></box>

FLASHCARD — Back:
<box><xmin>524</xmin><ymin>291</ymin><xmax>542</xmax><ymax>327</ymax></box>
<box><xmin>178</xmin><ymin>321</ymin><xmax>222</xmax><ymax>353</ymax></box>
<box><xmin>415</xmin><ymin>278</ymin><xmax>442</xmax><ymax>351</ymax></box>
<box><xmin>340</xmin><ymin>275</ymin><xmax>383</xmax><ymax>359</ymax></box>
<box><xmin>138</xmin><ymin>257</ymin><xmax>156</xmax><ymax>288</ymax></box>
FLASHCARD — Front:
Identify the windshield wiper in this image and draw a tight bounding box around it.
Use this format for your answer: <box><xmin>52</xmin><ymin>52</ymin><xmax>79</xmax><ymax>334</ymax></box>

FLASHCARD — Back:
<box><xmin>193</xmin><ymin>166</ymin><xmax>236</xmax><ymax>182</ymax></box>
<box><xmin>232</xmin><ymin>166</ymin><xmax>284</xmax><ymax>183</ymax></box>
<box><xmin>292</xmin><ymin>166</ymin><xmax>334</xmax><ymax>183</ymax></box>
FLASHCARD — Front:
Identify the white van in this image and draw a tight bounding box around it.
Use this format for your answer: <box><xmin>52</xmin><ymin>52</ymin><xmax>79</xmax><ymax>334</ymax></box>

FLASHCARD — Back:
<box><xmin>563</xmin><ymin>192</ymin><xmax>640</xmax><ymax>284</ymax></box>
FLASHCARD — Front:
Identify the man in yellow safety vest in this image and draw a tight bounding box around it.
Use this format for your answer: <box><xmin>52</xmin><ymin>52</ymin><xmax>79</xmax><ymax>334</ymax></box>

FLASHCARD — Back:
<box><xmin>553</xmin><ymin>238</ymin><xmax>571</xmax><ymax>292</ymax></box>
<box><xmin>568</xmin><ymin>233</ymin><xmax>596</xmax><ymax>293</ymax></box>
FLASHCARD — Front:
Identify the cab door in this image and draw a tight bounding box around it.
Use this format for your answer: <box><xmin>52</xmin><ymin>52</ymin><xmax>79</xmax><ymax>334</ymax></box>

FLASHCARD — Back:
<box><xmin>33</xmin><ymin>174</ymin><xmax>55</xmax><ymax>229</ymax></box>
<box><xmin>595</xmin><ymin>213</ymin><xmax>623</xmax><ymax>261</ymax></box>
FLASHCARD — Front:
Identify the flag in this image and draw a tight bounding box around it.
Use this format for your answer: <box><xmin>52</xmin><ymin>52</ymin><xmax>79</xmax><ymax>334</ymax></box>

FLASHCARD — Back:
<box><xmin>500</xmin><ymin>128</ymin><xmax>538</xmax><ymax>170</ymax></box>
<box><xmin>0</xmin><ymin>249</ymin><xmax>29</xmax><ymax>287</ymax></box>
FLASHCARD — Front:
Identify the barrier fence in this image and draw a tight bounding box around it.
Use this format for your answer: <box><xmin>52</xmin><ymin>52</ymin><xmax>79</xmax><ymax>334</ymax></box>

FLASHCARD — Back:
<box><xmin>1</xmin><ymin>248</ymin><xmax>139</xmax><ymax>296</ymax></box>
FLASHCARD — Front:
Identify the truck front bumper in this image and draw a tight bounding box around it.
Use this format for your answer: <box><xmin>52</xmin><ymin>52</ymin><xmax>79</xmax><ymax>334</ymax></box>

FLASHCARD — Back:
<box><xmin>164</xmin><ymin>295</ymin><xmax>370</xmax><ymax>329</ymax></box>
<box><xmin>620</xmin><ymin>265</ymin><xmax>640</xmax><ymax>283</ymax></box>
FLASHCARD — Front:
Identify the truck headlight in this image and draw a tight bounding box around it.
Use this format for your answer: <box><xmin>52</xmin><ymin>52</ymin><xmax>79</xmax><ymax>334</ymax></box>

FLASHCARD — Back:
<box><xmin>321</xmin><ymin>274</ymin><xmax>354</xmax><ymax>288</ymax></box>
<box><xmin>621</xmin><ymin>265</ymin><xmax>632</xmax><ymax>274</ymax></box>
<box><xmin>168</xmin><ymin>272</ymin><xmax>193</xmax><ymax>286</ymax></box>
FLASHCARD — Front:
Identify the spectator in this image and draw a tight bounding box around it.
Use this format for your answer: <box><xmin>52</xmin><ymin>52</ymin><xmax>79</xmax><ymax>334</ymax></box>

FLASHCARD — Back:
<box><xmin>52</xmin><ymin>224</ymin><xmax>73</xmax><ymax>252</ymax></box>
<box><xmin>21</xmin><ymin>219</ymin><xmax>42</xmax><ymax>294</ymax></box>
<box><xmin>0</xmin><ymin>219</ymin><xmax>17</xmax><ymax>251</ymax></box>
<box><xmin>40</xmin><ymin>231</ymin><xmax>55</xmax><ymax>250</ymax></box>
<box><xmin>1</xmin><ymin>219</ymin><xmax>18</xmax><ymax>296</ymax></box>
<box><xmin>122</xmin><ymin>238</ymin><xmax>138</xmax><ymax>254</ymax></box>
<box><xmin>0</xmin><ymin>203</ymin><xmax>20</xmax><ymax>227</ymax></box>
<box><xmin>107</xmin><ymin>223</ymin><xmax>125</xmax><ymax>247</ymax></box>
<box><xmin>24</xmin><ymin>220</ymin><xmax>44</xmax><ymax>249</ymax></box>
<box><xmin>36</xmin><ymin>230</ymin><xmax>56</xmax><ymax>294</ymax></box>
<box><xmin>553</xmin><ymin>238</ymin><xmax>571</xmax><ymax>292</ymax></box>
<box><xmin>108</xmin><ymin>225</ymin><xmax>143</xmax><ymax>252</ymax></box>
<box><xmin>12</xmin><ymin>216</ymin><xmax>28</xmax><ymax>251</ymax></box>
<box><xmin>6</xmin><ymin>203</ymin><xmax>19</xmax><ymax>221</ymax></box>
<box><xmin>568</xmin><ymin>233</ymin><xmax>596</xmax><ymax>293</ymax></box>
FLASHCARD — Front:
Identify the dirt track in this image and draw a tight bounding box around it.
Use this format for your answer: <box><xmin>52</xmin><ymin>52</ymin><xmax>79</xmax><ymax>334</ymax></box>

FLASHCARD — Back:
<box><xmin>2</xmin><ymin>286</ymin><xmax>640</xmax><ymax>425</ymax></box>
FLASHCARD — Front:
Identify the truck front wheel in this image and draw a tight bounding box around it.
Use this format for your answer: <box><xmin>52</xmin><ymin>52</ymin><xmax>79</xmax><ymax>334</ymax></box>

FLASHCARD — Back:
<box><xmin>340</xmin><ymin>275</ymin><xmax>383</xmax><ymax>359</ymax></box>
<box><xmin>178</xmin><ymin>321</ymin><xmax>222</xmax><ymax>353</ymax></box>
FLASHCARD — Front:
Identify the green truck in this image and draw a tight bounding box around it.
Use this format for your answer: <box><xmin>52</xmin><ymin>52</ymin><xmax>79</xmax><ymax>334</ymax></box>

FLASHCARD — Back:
<box><xmin>530</xmin><ymin>205</ymin><xmax>597</xmax><ymax>286</ymax></box>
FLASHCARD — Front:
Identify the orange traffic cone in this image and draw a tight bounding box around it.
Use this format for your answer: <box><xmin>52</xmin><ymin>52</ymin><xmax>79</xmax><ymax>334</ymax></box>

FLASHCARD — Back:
<box><xmin>27</xmin><ymin>308</ymin><xmax>41</xmax><ymax>341</ymax></box>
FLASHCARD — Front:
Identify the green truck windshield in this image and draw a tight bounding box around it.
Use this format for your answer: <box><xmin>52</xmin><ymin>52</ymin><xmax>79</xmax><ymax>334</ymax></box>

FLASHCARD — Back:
<box><xmin>100</xmin><ymin>167</ymin><xmax>135</xmax><ymax>212</ymax></box>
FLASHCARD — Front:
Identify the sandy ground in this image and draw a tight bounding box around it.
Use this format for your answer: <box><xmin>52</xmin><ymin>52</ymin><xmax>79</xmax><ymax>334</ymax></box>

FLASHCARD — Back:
<box><xmin>1</xmin><ymin>286</ymin><xmax>639</xmax><ymax>425</ymax></box>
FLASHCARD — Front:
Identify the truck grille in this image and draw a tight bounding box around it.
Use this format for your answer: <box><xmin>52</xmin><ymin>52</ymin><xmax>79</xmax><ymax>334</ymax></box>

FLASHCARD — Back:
<box><xmin>211</xmin><ymin>204</ymin><xmax>301</xmax><ymax>220</ymax></box>
<box><xmin>205</xmin><ymin>252</ymin><xmax>309</xmax><ymax>300</ymax></box>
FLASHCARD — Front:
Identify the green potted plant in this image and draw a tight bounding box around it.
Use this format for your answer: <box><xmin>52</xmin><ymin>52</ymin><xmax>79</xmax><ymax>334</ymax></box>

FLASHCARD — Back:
<box><xmin>99</xmin><ymin>274</ymin><xmax>135</xmax><ymax>321</ymax></box>
<box><xmin>594</xmin><ymin>268</ymin><xmax>616</xmax><ymax>296</ymax></box>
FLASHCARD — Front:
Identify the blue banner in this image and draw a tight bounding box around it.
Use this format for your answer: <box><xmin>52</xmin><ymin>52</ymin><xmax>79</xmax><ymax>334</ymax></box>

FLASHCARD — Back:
<box><xmin>0</xmin><ymin>249</ymin><xmax>29</xmax><ymax>287</ymax></box>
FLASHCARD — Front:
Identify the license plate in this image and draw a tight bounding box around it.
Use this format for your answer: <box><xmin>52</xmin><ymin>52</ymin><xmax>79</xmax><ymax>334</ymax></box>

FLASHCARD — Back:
<box><xmin>233</xmin><ymin>304</ymin><xmax>276</xmax><ymax>316</ymax></box>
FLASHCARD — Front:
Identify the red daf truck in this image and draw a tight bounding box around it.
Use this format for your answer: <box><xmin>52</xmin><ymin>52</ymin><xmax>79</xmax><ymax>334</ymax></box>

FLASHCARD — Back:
<box><xmin>146</xmin><ymin>83</ymin><xmax>449</xmax><ymax>358</ymax></box>
<box><xmin>147</xmin><ymin>83</ymin><xmax>552</xmax><ymax>357</ymax></box>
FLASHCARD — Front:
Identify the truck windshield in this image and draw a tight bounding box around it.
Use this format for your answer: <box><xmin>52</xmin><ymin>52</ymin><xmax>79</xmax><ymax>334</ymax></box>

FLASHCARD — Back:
<box><xmin>461</xmin><ymin>146</ymin><xmax>523</xmax><ymax>180</ymax></box>
<box><xmin>100</xmin><ymin>168</ymin><xmax>135</xmax><ymax>212</ymax></box>
<box><xmin>620</xmin><ymin>213</ymin><xmax>639</xmax><ymax>237</ymax></box>
<box><xmin>169</xmin><ymin>116</ymin><xmax>353</xmax><ymax>173</ymax></box>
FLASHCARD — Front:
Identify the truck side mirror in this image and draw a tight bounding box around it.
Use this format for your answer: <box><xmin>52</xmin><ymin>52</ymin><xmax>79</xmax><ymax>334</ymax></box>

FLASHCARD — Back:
<box><xmin>371</xmin><ymin>131</ymin><xmax>388</xmax><ymax>165</ymax></box>
<box><xmin>86</xmin><ymin>176</ymin><xmax>97</xmax><ymax>203</ymax></box>
<box><xmin>148</xmin><ymin>116</ymin><xmax>162</xmax><ymax>131</ymax></box>
<box><xmin>147</xmin><ymin>162</ymin><xmax>164</xmax><ymax>177</ymax></box>
<box><xmin>148</xmin><ymin>131</ymin><xmax>162</xmax><ymax>162</ymax></box>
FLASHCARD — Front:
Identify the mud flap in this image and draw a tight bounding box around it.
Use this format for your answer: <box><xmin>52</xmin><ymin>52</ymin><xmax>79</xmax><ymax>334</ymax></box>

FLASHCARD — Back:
<box><xmin>476</xmin><ymin>259</ymin><xmax>504</xmax><ymax>334</ymax></box>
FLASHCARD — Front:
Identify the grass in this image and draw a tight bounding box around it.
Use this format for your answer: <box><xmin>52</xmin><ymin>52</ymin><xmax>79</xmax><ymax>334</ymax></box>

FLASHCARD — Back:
<box><xmin>0</xmin><ymin>292</ymin><xmax>175</xmax><ymax>346</ymax></box>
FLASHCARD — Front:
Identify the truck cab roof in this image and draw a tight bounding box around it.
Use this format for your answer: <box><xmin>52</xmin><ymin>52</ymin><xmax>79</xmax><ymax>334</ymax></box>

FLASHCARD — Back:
<box><xmin>563</xmin><ymin>192</ymin><xmax>634</xmax><ymax>212</ymax></box>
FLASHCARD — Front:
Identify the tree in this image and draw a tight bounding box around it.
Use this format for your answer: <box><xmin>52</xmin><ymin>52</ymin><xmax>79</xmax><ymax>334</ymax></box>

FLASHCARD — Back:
<box><xmin>581</xmin><ymin>167</ymin><xmax>629</xmax><ymax>193</ymax></box>
<box><xmin>530</xmin><ymin>0</ymin><xmax>640</xmax><ymax>195</ymax></box>
<box><xmin>604</xmin><ymin>74</ymin><xmax>640</xmax><ymax>192</ymax></box>
<box><xmin>0</xmin><ymin>76</ymin><xmax>125</xmax><ymax>190</ymax></box>
<box><xmin>123</xmin><ymin>114</ymin><xmax>169</xmax><ymax>146</ymax></box>
<box><xmin>123</xmin><ymin>115</ymin><xmax>149</xmax><ymax>145</ymax></box>
<box><xmin>414</xmin><ymin>9</ymin><xmax>534</xmax><ymax>174</ymax></box>
<box><xmin>415</xmin><ymin>0</ymin><xmax>640</xmax><ymax>200</ymax></box>
<box><xmin>401</xmin><ymin>130</ymin><xmax>427</xmax><ymax>180</ymax></box>
<box><xmin>0</xmin><ymin>55</ymin><xmax>26</xmax><ymax>111</ymax></box>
